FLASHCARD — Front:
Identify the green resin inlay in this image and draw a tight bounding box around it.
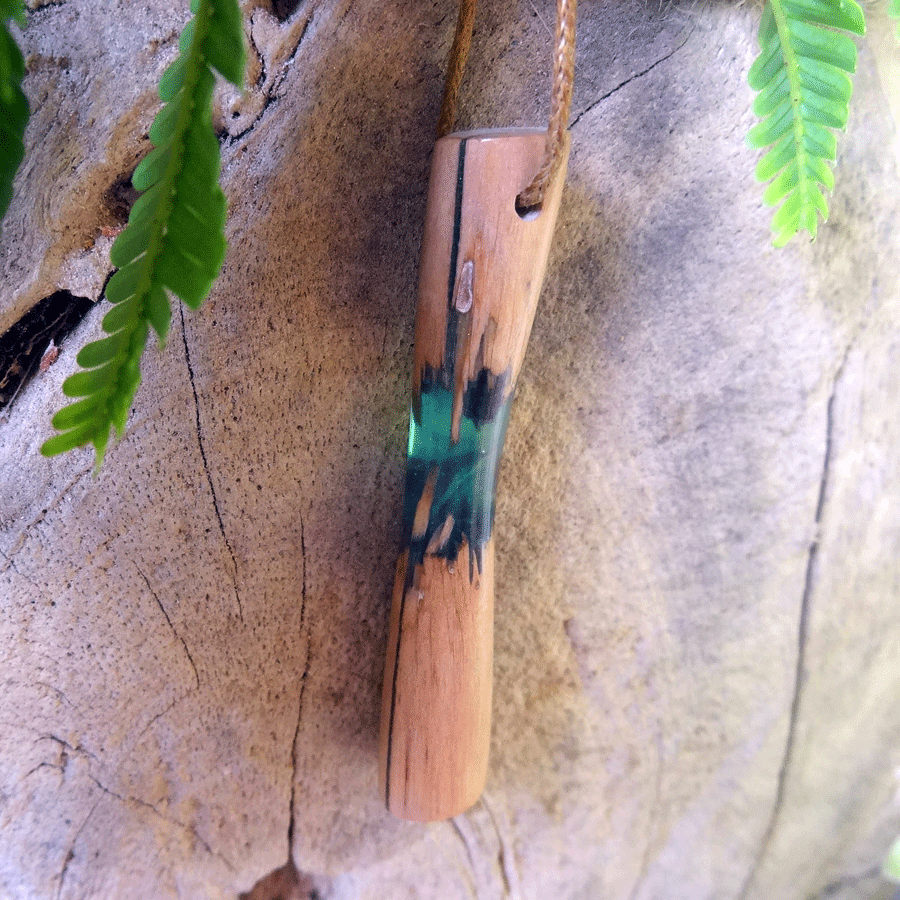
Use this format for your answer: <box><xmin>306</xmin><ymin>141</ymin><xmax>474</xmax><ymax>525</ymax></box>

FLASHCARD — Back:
<box><xmin>402</xmin><ymin>381</ymin><xmax>512</xmax><ymax>576</ymax></box>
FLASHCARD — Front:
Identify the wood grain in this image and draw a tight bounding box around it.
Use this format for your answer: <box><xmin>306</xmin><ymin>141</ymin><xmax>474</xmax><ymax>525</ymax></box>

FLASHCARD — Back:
<box><xmin>379</xmin><ymin>541</ymin><xmax>495</xmax><ymax>822</ymax></box>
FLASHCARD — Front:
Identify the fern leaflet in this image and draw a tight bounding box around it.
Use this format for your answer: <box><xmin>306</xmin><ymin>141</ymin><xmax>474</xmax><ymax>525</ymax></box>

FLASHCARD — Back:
<box><xmin>41</xmin><ymin>0</ymin><xmax>244</xmax><ymax>464</ymax></box>
<box><xmin>0</xmin><ymin>0</ymin><xmax>28</xmax><ymax>222</ymax></box>
<box><xmin>748</xmin><ymin>0</ymin><xmax>865</xmax><ymax>246</ymax></box>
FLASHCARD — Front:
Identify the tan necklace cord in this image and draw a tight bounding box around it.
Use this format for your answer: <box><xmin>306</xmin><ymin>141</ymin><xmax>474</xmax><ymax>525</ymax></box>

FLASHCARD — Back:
<box><xmin>517</xmin><ymin>0</ymin><xmax>577</xmax><ymax>210</ymax></box>
<box><xmin>436</xmin><ymin>0</ymin><xmax>578</xmax><ymax>210</ymax></box>
<box><xmin>436</xmin><ymin>0</ymin><xmax>478</xmax><ymax>139</ymax></box>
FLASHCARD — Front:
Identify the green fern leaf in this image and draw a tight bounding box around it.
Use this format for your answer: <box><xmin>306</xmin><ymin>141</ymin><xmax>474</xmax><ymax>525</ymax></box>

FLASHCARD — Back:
<box><xmin>886</xmin><ymin>836</ymin><xmax>900</xmax><ymax>882</ymax></box>
<box><xmin>748</xmin><ymin>0</ymin><xmax>865</xmax><ymax>246</ymax></box>
<box><xmin>890</xmin><ymin>0</ymin><xmax>900</xmax><ymax>37</ymax></box>
<box><xmin>41</xmin><ymin>0</ymin><xmax>244</xmax><ymax>464</ymax></box>
<box><xmin>0</xmin><ymin>1</ymin><xmax>28</xmax><ymax>222</ymax></box>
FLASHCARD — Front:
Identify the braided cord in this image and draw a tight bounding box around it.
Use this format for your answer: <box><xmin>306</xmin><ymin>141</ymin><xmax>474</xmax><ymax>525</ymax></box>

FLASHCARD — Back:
<box><xmin>436</xmin><ymin>0</ymin><xmax>577</xmax><ymax>209</ymax></box>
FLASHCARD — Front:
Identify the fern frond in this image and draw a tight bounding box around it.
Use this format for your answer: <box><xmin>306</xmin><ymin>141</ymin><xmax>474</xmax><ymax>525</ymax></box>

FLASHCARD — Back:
<box><xmin>747</xmin><ymin>0</ymin><xmax>865</xmax><ymax>246</ymax></box>
<box><xmin>41</xmin><ymin>0</ymin><xmax>244</xmax><ymax>464</ymax></box>
<box><xmin>0</xmin><ymin>1</ymin><xmax>28</xmax><ymax>222</ymax></box>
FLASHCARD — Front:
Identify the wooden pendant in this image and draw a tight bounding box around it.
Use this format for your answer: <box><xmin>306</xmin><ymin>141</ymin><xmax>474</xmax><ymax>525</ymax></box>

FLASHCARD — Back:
<box><xmin>379</xmin><ymin>127</ymin><xmax>570</xmax><ymax>821</ymax></box>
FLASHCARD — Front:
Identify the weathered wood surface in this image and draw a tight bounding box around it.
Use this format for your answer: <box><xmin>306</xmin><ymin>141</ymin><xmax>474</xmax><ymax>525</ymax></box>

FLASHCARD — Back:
<box><xmin>1</xmin><ymin>2</ymin><xmax>899</xmax><ymax>898</ymax></box>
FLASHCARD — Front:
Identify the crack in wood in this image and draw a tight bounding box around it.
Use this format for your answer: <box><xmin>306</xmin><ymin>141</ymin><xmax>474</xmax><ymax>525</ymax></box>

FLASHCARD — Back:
<box><xmin>24</xmin><ymin>759</ymin><xmax>65</xmax><ymax>780</ymax></box>
<box><xmin>481</xmin><ymin>794</ymin><xmax>520</xmax><ymax>900</ymax></box>
<box><xmin>4</xmin><ymin>556</ymin><xmax>40</xmax><ymax>587</ymax></box>
<box><xmin>22</xmin><ymin>734</ymin><xmax>88</xmax><ymax>783</ymax></box>
<box><xmin>245</xmin><ymin>511</ymin><xmax>316</xmax><ymax>899</ymax></box>
<box><xmin>287</xmin><ymin>510</ymin><xmax>311</xmax><ymax>859</ymax></box>
<box><xmin>179</xmin><ymin>306</ymin><xmax>244</xmax><ymax>622</ymax></box>
<box><xmin>0</xmin><ymin>462</ymin><xmax>92</xmax><ymax>574</ymax></box>
<box><xmin>132</xmin><ymin>694</ymin><xmax>193</xmax><ymax>748</ymax></box>
<box><xmin>36</xmin><ymin>733</ymin><xmax>98</xmax><ymax>765</ymax></box>
<box><xmin>738</xmin><ymin>345</ymin><xmax>852</xmax><ymax>900</ymax></box>
<box><xmin>87</xmin><ymin>775</ymin><xmax>234</xmax><ymax>871</ymax></box>
<box><xmin>227</xmin><ymin>13</ymin><xmax>312</xmax><ymax>144</ymax></box>
<box><xmin>450</xmin><ymin>816</ymin><xmax>483</xmax><ymax>900</ymax></box>
<box><xmin>568</xmin><ymin>28</ymin><xmax>696</xmax><ymax>131</ymax></box>
<box><xmin>137</xmin><ymin>567</ymin><xmax>200</xmax><ymax>690</ymax></box>
<box><xmin>56</xmin><ymin>798</ymin><xmax>101</xmax><ymax>900</ymax></box>
<box><xmin>31</xmin><ymin>681</ymin><xmax>74</xmax><ymax>708</ymax></box>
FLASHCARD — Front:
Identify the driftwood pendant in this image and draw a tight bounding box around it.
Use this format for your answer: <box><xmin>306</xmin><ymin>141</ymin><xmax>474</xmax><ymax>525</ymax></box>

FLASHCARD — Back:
<box><xmin>379</xmin><ymin>128</ymin><xmax>570</xmax><ymax>821</ymax></box>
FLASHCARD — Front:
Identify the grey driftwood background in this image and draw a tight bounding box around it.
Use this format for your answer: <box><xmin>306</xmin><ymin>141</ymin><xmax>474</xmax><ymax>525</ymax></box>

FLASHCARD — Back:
<box><xmin>1</xmin><ymin>1</ymin><xmax>899</xmax><ymax>898</ymax></box>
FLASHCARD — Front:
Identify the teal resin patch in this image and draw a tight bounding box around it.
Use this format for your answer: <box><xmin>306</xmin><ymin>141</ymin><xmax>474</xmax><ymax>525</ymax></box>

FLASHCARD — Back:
<box><xmin>402</xmin><ymin>380</ymin><xmax>512</xmax><ymax>575</ymax></box>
